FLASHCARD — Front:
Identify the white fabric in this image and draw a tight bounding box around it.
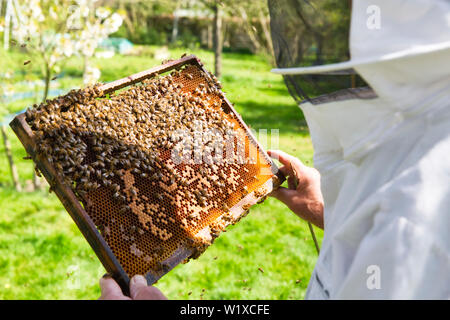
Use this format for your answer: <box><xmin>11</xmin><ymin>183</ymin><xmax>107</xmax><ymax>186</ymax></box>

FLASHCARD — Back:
<box><xmin>271</xmin><ymin>0</ymin><xmax>450</xmax><ymax>75</ymax></box>
<box><xmin>291</xmin><ymin>0</ymin><xmax>450</xmax><ymax>299</ymax></box>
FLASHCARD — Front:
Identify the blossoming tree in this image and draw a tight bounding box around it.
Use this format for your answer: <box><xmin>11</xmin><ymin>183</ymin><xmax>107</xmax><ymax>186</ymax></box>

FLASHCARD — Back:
<box><xmin>10</xmin><ymin>0</ymin><xmax>123</xmax><ymax>101</ymax></box>
<box><xmin>5</xmin><ymin>0</ymin><xmax>122</xmax><ymax>191</ymax></box>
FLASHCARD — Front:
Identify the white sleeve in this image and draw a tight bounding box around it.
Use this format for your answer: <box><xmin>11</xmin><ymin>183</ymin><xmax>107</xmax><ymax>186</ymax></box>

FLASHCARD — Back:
<box><xmin>332</xmin><ymin>147</ymin><xmax>450</xmax><ymax>299</ymax></box>
<box><xmin>333</xmin><ymin>212</ymin><xmax>450</xmax><ymax>299</ymax></box>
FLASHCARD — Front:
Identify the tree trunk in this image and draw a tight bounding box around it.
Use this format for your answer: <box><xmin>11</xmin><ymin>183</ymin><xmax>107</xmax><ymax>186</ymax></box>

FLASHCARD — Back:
<box><xmin>33</xmin><ymin>64</ymin><xmax>51</xmax><ymax>190</ymax></box>
<box><xmin>83</xmin><ymin>54</ymin><xmax>89</xmax><ymax>84</ymax></box>
<box><xmin>171</xmin><ymin>0</ymin><xmax>181</xmax><ymax>44</ymax></box>
<box><xmin>1</xmin><ymin>125</ymin><xmax>21</xmax><ymax>191</ymax></box>
<box><xmin>213</xmin><ymin>4</ymin><xmax>223</xmax><ymax>78</ymax></box>
<box><xmin>121</xmin><ymin>2</ymin><xmax>135</xmax><ymax>39</ymax></box>
<box><xmin>32</xmin><ymin>170</ymin><xmax>41</xmax><ymax>190</ymax></box>
<box><xmin>3</xmin><ymin>0</ymin><xmax>11</xmax><ymax>50</ymax></box>
<box><xmin>258</xmin><ymin>10</ymin><xmax>275</xmax><ymax>63</ymax></box>
<box><xmin>43</xmin><ymin>64</ymin><xmax>51</xmax><ymax>102</ymax></box>
<box><xmin>238</xmin><ymin>7</ymin><xmax>261</xmax><ymax>53</ymax></box>
<box><xmin>207</xmin><ymin>24</ymin><xmax>213</xmax><ymax>49</ymax></box>
<box><xmin>171</xmin><ymin>14</ymin><xmax>179</xmax><ymax>44</ymax></box>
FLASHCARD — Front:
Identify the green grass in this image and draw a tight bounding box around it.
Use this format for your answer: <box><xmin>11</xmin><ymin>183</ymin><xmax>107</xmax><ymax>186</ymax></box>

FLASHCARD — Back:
<box><xmin>0</xmin><ymin>46</ymin><xmax>319</xmax><ymax>300</ymax></box>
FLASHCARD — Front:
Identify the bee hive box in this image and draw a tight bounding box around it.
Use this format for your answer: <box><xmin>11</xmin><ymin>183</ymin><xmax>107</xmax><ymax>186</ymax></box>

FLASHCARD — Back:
<box><xmin>10</xmin><ymin>55</ymin><xmax>284</xmax><ymax>292</ymax></box>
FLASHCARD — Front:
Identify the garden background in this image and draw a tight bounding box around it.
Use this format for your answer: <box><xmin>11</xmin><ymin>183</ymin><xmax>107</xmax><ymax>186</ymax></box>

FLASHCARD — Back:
<box><xmin>0</xmin><ymin>0</ymin><xmax>352</xmax><ymax>299</ymax></box>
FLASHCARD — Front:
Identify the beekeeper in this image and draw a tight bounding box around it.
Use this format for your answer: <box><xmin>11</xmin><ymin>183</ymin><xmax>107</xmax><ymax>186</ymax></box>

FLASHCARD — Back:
<box><xmin>268</xmin><ymin>0</ymin><xmax>450</xmax><ymax>299</ymax></box>
<box><xmin>99</xmin><ymin>0</ymin><xmax>449</xmax><ymax>300</ymax></box>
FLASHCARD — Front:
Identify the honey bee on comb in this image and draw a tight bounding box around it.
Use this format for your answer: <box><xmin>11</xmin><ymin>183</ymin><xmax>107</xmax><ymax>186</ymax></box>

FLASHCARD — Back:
<box><xmin>11</xmin><ymin>55</ymin><xmax>282</xmax><ymax>287</ymax></box>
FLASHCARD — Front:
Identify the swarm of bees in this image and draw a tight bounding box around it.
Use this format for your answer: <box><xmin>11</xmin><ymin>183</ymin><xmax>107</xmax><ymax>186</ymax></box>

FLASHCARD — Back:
<box><xmin>24</xmin><ymin>61</ymin><xmax>274</xmax><ymax>277</ymax></box>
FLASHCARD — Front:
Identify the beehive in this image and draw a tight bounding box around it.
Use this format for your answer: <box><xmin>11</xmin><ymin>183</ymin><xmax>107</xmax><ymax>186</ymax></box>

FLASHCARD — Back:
<box><xmin>10</xmin><ymin>55</ymin><xmax>284</xmax><ymax>292</ymax></box>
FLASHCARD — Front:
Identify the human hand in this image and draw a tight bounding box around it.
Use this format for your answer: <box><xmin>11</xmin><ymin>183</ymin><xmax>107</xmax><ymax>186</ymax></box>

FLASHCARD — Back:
<box><xmin>268</xmin><ymin>150</ymin><xmax>324</xmax><ymax>229</ymax></box>
<box><xmin>98</xmin><ymin>274</ymin><xmax>167</xmax><ymax>300</ymax></box>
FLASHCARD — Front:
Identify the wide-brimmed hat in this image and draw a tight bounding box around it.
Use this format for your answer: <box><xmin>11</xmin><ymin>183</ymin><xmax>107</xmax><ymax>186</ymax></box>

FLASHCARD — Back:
<box><xmin>272</xmin><ymin>0</ymin><xmax>450</xmax><ymax>75</ymax></box>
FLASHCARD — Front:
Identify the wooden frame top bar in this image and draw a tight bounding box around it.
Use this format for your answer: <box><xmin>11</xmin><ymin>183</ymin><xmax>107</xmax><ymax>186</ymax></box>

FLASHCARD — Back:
<box><xmin>99</xmin><ymin>55</ymin><xmax>201</xmax><ymax>94</ymax></box>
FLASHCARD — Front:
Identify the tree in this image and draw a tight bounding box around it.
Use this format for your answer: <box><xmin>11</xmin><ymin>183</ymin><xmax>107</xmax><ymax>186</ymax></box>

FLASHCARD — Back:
<box><xmin>4</xmin><ymin>0</ymin><xmax>122</xmax><ymax>191</ymax></box>
<box><xmin>10</xmin><ymin>0</ymin><xmax>123</xmax><ymax>100</ymax></box>
<box><xmin>200</xmin><ymin>0</ymin><xmax>274</xmax><ymax>76</ymax></box>
<box><xmin>0</xmin><ymin>52</ymin><xmax>22</xmax><ymax>191</ymax></box>
<box><xmin>229</xmin><ymin>0</ymin><xmax>274</xmax><ymax>59</ymax></box>
<box><xmin>1</xmin><ymin>125</ymin><xmax>21</xmax><ymax>191</ymax></box>
<box><xmin>70</xmin><ymin>1</ymin><xmax>123</xmax><ymax>85</ymax></box>
<box><xmin>212</xmin><ymin>2</ymin><xmax>222</xmax><ymax>77</ymax></box>
<box><xmin>197</xmin><ymin>0</ymin><xmax>223</xmax><ymax>78</ymax></box>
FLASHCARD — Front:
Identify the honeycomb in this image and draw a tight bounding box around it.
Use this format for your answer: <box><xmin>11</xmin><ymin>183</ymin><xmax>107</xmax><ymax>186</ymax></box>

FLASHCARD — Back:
<box><xmin>23</xmin><ymin>59</ymin><xmax>278</xmax><ymax>282</ymax></box>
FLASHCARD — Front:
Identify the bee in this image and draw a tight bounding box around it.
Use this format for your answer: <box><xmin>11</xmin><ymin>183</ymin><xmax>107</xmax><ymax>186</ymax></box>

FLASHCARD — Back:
<box><xmin>34</xmin><ymin>165</ymin><xmax>42</xmax><ymax>177</ymax></box>
<box><xmin>189</xmin><ymin>212</ymin><xmax>198</xmax><ymax>219</ymax></box>
<box><xmin>153</xmin><ymin>246</ymin><xmax>164</xmax><ymax>255</ymax></box>
<box><xmin>119</xmin><ymin>205</ymin><xmax>129</xmax><ymax>214</ymax></box>
<box><xmin>157</xmin><ymin>261</ymin><xmax>170</xmax><ymax>272</ymax></box>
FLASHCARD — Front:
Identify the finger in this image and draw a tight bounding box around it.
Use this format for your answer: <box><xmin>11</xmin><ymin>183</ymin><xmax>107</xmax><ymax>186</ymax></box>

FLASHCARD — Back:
<box><xmin>99</xmin><ymin>276</ymin><xmax>129</xmax><ymax>300</ymax></box>
<box><xmin>130</xmin><ymin>275</ymin><xmax>148</xmax><ymax>300</ymax></box>
<box><xmin>144</xmin><ymin>286</ymin><xmax>167</xmax><ymax>300</ymax></box>
<box><xmin>277</xmin><ymin>165</ymin><xmax>292</xmax><ymax>178</ymax></box>
<box><xmin>268</xmin><ymin>150</ymin><xmax>303</xmax><ymax>168</ymax></box>
<box><xmin>287</xmin><ymin>176</ymin><xmax>296</xmax><ymax>190</ymax></box>
<box><xmin>130</xmin><ymin>275</ymin><xmax>167</xmax><ymax>300</ymax></box>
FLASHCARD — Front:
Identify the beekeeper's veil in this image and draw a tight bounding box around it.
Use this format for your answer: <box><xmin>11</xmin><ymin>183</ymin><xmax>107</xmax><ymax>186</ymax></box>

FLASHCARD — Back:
<box><xmin>268</xmin><ymin>0</ymin><xmax>450</xmax><ymax>299</ymax></box>
<box><xmin>268</xmin><ymin>0</ymin><xmax>374</xmax><ymax>103</ymax></box>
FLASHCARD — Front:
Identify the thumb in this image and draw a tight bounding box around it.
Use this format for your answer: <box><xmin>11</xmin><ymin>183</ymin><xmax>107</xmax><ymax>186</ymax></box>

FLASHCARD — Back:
<box><xmin>99</xmin><ymin>276</ymin><xmax>130</xmax><ymax>300</ymax></box>
<box><xmin>130</xmin><ymin>275</ymin><xmax>148</xmax><ymax>299</ymax></box>
<box><xmin>129</xmin><ymin>275</ymin><xmax>167</xmax><ymax>300</ymax></box>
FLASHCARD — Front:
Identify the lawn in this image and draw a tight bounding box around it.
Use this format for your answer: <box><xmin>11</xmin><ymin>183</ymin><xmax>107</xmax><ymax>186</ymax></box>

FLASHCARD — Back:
<box><xmin>0</xmin><ymin>46</ymin><xmax>320</xmax><ymax>299</ymax></box>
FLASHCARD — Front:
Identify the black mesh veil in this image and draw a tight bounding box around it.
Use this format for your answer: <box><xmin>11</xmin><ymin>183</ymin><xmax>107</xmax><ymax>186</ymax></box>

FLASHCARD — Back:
<box><xmin>268</xmin><ymin>0</ymin><xmax>374</xmax><ymax>104</ymax></box>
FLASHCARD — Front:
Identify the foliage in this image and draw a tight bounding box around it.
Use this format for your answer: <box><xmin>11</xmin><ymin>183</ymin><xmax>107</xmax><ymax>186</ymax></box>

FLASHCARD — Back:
<box><xmin>6</xmin><ymin>0</ymin><xmax>123</xmax><ymax>98</ymax></box>
<box><xmin>108</xmin><ymin>0</ymin><xmax>273</xmax><ymax>55</ymax></box>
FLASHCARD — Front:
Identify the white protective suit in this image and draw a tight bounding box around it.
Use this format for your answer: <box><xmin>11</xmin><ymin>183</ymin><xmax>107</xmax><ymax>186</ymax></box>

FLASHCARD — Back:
<box><xmin>272</xmin><ymin>0</ymin><xmax>450</xmax><ymax>299</ymax></box>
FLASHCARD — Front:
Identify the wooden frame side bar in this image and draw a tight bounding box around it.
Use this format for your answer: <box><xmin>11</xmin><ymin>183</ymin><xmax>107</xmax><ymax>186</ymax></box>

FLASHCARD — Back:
<box><xmin>9</xmin><ymin>114</ymin><xmax>130</xmax><ymax>292</ymax></box>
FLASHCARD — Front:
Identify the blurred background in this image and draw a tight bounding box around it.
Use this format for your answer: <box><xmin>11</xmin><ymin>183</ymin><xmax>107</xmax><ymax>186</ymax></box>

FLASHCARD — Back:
<box><xmin>0</xmin><ymin>0</ymin><xmax>343</xmax><ymax>299</ymax></box>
